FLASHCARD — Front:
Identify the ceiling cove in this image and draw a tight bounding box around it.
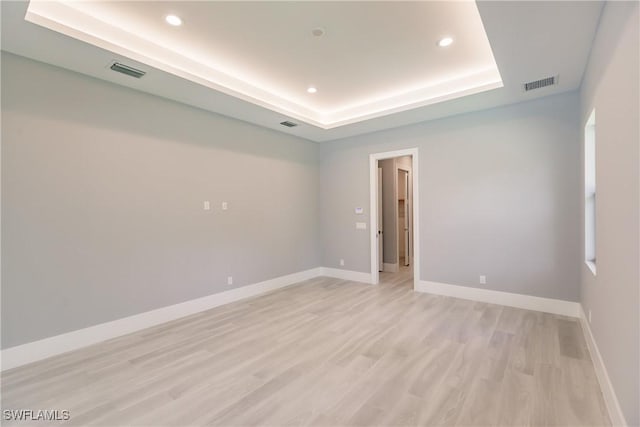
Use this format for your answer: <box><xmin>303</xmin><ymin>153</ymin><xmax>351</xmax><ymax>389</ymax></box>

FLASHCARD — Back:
<box><xmin>24</xmin><ymin>0</ymin><xmax>503</xmax><ymax>130</ymax></box>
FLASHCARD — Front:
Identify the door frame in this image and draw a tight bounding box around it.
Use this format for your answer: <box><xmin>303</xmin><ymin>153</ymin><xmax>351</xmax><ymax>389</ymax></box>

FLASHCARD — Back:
<box><xmin>396</xmin><ymin>166</ymin><xmax>411</xmax><ymax>267</ymax></box>
<box><xmin>377</xmin><ymin>166</ymin><xmax>383</xmax><ymax>272</ymax></box>
<box><xmin>369</xmin><ymin>148</ymin><xmax>420</xmax><ymax>289</ymax></box>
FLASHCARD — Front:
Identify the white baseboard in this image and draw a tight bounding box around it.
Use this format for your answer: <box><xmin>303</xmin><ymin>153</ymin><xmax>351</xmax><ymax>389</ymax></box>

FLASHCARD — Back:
<box><xmin>579</xmin><ymin>305</ymin><xmax>627</xmax><ymax>426</ymax></box>
<box><xmin>1</xmin><ymin>267</ymin><xmax>323</xmax><ymax>371</ymax></box>
<box><xmin>416</xmin><ymin>280</ymin><xmax>580</xmax><ymax>317</ymax></box>
<box><xmin>320</xmin><ymin>267</ymin><xmax>373</xmax><ymax>284</ymax></box>
<box><xmin>383</xmin><ymin>262</ymin><xmax>399</xmax><ymax>272</ymax></box>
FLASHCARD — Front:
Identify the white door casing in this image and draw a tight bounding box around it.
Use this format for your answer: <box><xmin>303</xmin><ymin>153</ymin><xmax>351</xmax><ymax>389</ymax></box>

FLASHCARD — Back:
<box><xmin>377</xmin><ymin>166</ymin><xmax>383</xmax><ymax>272</ymax></box>
<box><xmin>403</xmin><ymin>170</ymin><xmax>410</xmax><ymax>266</ymax></box>
<box><xmin>369</xmin><ymin>148</ymin><xmax>419</xmax><ymax>287</ymax></box>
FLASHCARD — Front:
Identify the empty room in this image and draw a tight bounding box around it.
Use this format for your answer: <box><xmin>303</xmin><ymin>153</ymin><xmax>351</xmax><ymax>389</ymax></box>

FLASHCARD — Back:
<box><xmin>1</xmin><ymin>1</ymin><xmax>638</xmax><ymax>426</ymax></box>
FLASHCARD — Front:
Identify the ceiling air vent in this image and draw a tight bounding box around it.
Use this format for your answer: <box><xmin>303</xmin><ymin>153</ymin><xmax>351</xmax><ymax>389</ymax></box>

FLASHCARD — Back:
<box><xmin>524</xmin><ymin>76</ymin><xmax>557</xmax><ymax>92</ymax></box>
<box><xmin>280</xmin><ymin>121</ymin><xmax>298</xmax><ymax>128</ymax></box>
<box><xmin>110</xmin><ymin>62</ymin><xmax>146</xmax><ymax>79</ymax></box>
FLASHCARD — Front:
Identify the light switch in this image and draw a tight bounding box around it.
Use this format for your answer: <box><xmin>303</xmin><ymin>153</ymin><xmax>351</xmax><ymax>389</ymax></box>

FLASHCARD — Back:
<box><xmin>356</xmin><ymin>222</ymin><xmax>367</xmax><ymax>230</ymax></box>
<box><xmin>222</xmin><ymin>202</ymin><xmax>228</xmax><ymax>210</ymax></box>
<box><xmin>355</xmin><ymin>207</ymin><xmax>364</xmax><ymax>215</ymax></box>
<box><xmin>203</xmin><ymin>201</ymin><xmax>211</xmax><ymax>211</ymax></box>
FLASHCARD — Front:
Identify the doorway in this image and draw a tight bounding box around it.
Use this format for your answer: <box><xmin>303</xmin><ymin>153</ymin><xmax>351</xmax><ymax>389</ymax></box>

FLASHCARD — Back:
<box><xmin>369</xmin><ymin>148</ymin><xmax>419</xmax><ymax>289</ymax></box>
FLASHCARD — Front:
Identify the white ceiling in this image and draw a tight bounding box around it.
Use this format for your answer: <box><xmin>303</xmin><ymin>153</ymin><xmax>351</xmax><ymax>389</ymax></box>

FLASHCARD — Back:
<box><xmin>2</xmin><ymin>1</ymin><xmax>603</xmax><ymax>142</ymax></box>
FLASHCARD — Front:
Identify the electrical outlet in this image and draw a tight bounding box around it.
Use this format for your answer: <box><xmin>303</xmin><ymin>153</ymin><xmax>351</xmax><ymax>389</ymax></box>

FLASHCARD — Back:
<box><xmin>479</xmin><ymin>275</ymin><xmax>486</xmax><ymax>285</ymax></box>
<box><xmin>222</xmin><ymin>202</ymin><xmax>228</xmax><ymax>210</ymax></box>
<box><xmin>227</xmin><ymin>276</ymin><xmax>233</xmax><ymax>285</ymax></box>
<box><xmin>588</xmin><ymin>309</ymin><xmax>592</xmax><ymax>324</ymax></box>
<box><xmin>203</xmin><ymin>201</ymin><xmax>211</xmax><ymax>211</ymax></box>
<box><xmin>340</xmin><ymin>259</ymin><xmax>345</xmax><ymax>266</ymax></box>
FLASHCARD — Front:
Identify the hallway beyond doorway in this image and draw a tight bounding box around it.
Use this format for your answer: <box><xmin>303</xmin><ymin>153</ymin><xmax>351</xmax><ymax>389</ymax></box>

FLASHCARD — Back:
<box><xmin>379</xmin><ymin>265</ymin><xmax>413</xmax><ymax>287</ymax></box>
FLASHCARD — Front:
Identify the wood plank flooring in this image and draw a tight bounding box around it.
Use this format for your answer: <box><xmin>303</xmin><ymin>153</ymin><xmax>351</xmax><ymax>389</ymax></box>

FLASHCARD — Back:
<box><xmin>1</xmin><ymin>270</ymin><xmax>610</xmax><ymax>426</ymax></box>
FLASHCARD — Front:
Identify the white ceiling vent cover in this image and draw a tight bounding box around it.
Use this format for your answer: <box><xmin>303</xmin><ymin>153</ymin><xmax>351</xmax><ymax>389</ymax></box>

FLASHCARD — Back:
<box><xmin>523</xmin><ymin>76</ymin><xmax>557</xmax><ymax>92</ymax></box>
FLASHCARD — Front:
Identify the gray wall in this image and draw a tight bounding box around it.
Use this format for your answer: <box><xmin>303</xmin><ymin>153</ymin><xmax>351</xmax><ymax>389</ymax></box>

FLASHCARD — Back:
<box><xmin>579</xmin><ymin>2</ymin><xmax>639</xmax><ymax>425</ymax></box>
<box><xmin>320</xmin><ymin>92</ymin><xmax>581</xmax><ymax>302</ymax></box>
<box><xmin>1</xmin><ymin>53</ymin><xmax>321</xmax><ymax>349</ymax></box>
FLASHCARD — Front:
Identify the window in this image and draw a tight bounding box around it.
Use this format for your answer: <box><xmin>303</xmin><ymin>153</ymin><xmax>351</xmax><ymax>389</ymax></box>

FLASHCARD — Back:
<box><xmin>585</xmin><ymin>109</ymin><xmax>596</xmax><ymax>275</ymax></box>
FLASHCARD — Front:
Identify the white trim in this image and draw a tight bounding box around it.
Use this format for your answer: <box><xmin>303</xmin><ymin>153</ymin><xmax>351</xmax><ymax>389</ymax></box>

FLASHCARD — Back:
<box><xmin>369</xmin><ymin>148</ymin><xmax>419</xmax><ymax>288</ymax></box>
<box><xmin>579</xmin><ymin>305</ymin><xmax>628</xmax><ymax>426</ymax></box>
<box><xmin>383</xmin><ymin>263</ymin><xmax>399</xmax><ymax>273</ymax></box>
<box><xmin>394</xmin><ymin>160</ymin><xmax>399</xmax><ymax>272</ymax></box>
<box><xmin>416</xmin><ymin>280</ymin><xmax>580</xmax><ymax>317</ymax></box>
<box><xmin>585</xmin><ymin>260</ymin><xmax>597</xmax><ymax>276</ymax></box>
<box><xmin>1</xmin><ymin>267</ymin><xmax>322</xmax><ymax>371</ymax></box>
<box><xmin>396</xmin><ymin>163</ymin><xmax>412</xmax><ymax>269</ymax></box>
<box><xmin>320</xmin><ymin>267</ymin><xmax>373</xmax><ymax>284</ymax></box>
<box><xmin>369</xmin><ymin>155</ymin><xmax>379</xmax><ymax>284</ymax></box>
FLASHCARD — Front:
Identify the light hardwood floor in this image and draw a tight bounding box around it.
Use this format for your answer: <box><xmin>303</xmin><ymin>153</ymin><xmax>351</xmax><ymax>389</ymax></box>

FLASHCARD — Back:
<box><xmin>2</xmin><ymin>271</ymin><xmax>610</xmax><ymax>426</ymax></box>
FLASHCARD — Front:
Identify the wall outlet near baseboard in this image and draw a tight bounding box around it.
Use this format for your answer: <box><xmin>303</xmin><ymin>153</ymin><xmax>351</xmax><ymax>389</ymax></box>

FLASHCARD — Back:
<box><xmin>340</xmin><ymin>259</ymin><xmax>345</xmax><ymax>266</ymax></box>
<box><xmin>227</xmin><ymin>276</ymin><xmax>233</xmax><ymax>285</ymax></box>
<box><xmin>479</xmin><ymin>275</ymin><xmax>486</xmax><ymax>285</ymax></box>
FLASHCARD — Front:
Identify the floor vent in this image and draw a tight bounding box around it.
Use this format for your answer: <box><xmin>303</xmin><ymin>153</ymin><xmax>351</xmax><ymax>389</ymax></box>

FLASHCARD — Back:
<box><xmin>110</xmin><ymin>62</ymin><xmax>146</xmax><ymax>78</ymax></box>
<box><xmin>524</xmin><ymin>76</ymin><xmax>556</xmax><ymax>91</ymax></box>
<box><xmin>280</xmin><ymin>121</ymin><xmax>298</xmax><ymax>128</ymax></box>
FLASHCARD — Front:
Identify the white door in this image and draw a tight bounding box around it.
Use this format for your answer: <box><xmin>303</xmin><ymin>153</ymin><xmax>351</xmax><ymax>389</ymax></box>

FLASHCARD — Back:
<box><xmin>403</xmin><ymin>171</ymin><xmax>410</xmax><ymax>266</ymax></box>
<box><xmin>378</xmin><ymin>167</ymin><xmax>383</xmax><ymax>272</ymax></box>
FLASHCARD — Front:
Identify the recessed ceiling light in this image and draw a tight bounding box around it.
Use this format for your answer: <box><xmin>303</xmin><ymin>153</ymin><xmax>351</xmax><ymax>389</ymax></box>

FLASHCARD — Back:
<box><xmin>307</xmin><ymin>87</ymin><xmax>317</xmax><ymax>94</ymax></box>
<box><xmin>165</xmin><ymin>14</ymin><xmax>182</xmax><ymax>26</ymax></box>
<box><xmin>437</xmin><ymin>37</ymin><xmax>453</xmax><ymax>47</ymax></box>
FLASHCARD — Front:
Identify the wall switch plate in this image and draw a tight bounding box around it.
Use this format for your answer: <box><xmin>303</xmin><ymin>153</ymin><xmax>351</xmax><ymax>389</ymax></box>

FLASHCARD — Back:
<box><xmin>222</xmin><ymin>202</ymin><xmax>228</xmax><ymax>210</ymax></box>
<box><xmin>227</xmin><ymin>276</ymin><xmax>233</xmax><ymax>285</ymax></box>
<box><xmin>588</xmin><ymin>309</ymin><xmax>592</xmax><ymax>323</ymax></box>
<box><xmin>355</xmin><ymin>207</ymin><xmax>364</xmax><ymax>215</ymax></box>
<box><xmin>479</xmin><ymin>275</ymin><xmax>486</xmax><ymax>285</ymax></box>
<box><xmin>340</xmin><ymin>259</ymin><xmax>345</xmax><ymax>266</ymax></box>
<box><xmin>203</xmin><ymin>201</ymin><xmax>211</xmax><ymax>211</ymax></box>
<box><xmin>356</xmin><ymin>222</ymin><xmax>367</xmax><ymax>230</ymax></box>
